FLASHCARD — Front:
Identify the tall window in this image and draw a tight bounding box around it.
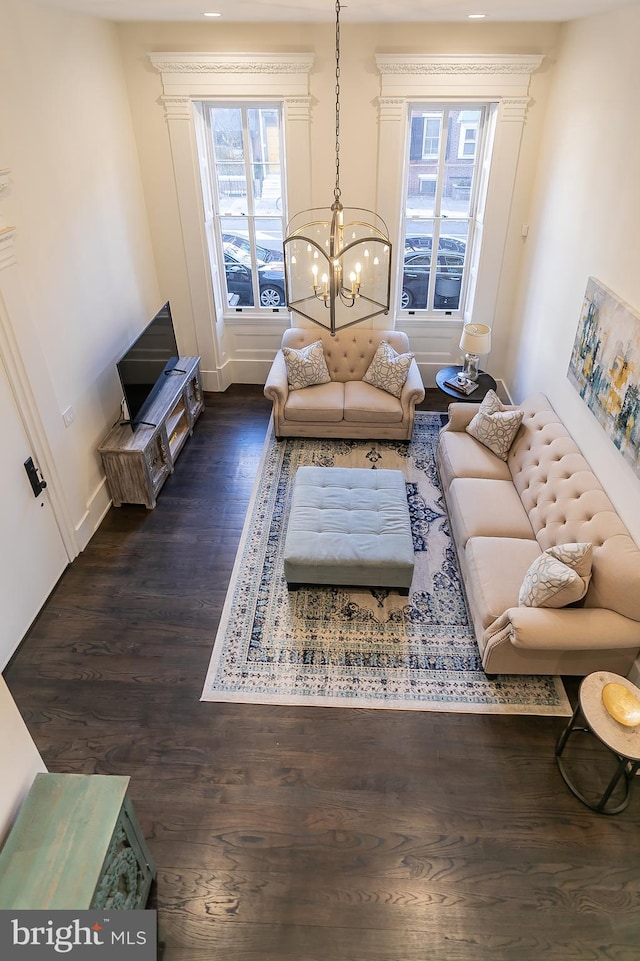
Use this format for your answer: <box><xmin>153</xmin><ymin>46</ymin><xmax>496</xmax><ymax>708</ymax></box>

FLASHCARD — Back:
<box><xmin>199</xmin><ymin>103</ymin><xmax>287</xmax><ymax>312</ymax></box>
<box><xmin>400</xmin><ymin>105</ymin><xmax>486</xmax><ymax>314</ymax></box>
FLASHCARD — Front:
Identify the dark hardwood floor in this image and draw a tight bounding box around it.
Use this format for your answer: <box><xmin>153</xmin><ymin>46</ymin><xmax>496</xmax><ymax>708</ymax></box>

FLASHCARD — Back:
<box><xmin>5</xmin><ymin>385</ymin><xmax>640</xmax><ymax>961</ymax></box>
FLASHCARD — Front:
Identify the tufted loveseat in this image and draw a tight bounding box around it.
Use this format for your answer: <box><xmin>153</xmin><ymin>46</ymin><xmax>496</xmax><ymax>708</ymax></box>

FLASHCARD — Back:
<box><xmin>437</xmin><ymin>393</ymin><xmax>640</xmax><ymax>676</ymax></box>
<box><xmin>264</xmin><ymin>328</ymin><xmax>425</xmax><ymax>439</ymax></box>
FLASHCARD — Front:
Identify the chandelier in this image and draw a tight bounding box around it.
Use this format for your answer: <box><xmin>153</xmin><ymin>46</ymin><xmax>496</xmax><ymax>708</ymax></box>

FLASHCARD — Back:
<box><xmin>283</xmin><ymin>1</ymin><xmax>392</xmax><ymax>334</ymax></box>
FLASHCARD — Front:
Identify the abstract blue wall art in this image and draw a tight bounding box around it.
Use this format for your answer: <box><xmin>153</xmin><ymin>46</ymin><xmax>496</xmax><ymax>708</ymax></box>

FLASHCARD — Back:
<box><xmin>567</xmin><ymin>277</ymin><xmax>640</xmax><ymax>475</ymax></box>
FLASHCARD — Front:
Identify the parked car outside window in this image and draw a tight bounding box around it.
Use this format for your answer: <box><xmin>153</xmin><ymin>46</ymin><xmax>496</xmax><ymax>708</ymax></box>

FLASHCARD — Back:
<box><xmin>401</xmin><ymin>250</ymin><xmax>464</xmax><ymax>310</ymax></box>
<box><xmin>404</xmin><ymin>235</ymin><xmax>467</xmax><ymax>255</ymax></box>
<box><xmin>223</xmin><ymin>245</ymin><xmax>286</xmax><ymax>307</ymax></box>
<box><xmin>222</xmin><ymin>232</ymin><xmax>278</xmax><ymax>264</ymax></box>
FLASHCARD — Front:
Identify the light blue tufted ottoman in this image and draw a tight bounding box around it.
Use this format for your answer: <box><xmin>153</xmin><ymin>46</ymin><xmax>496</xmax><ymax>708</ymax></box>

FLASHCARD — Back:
<box><xmin>284</xmin><ymin>466</ymin><xmax>415</xmax><ymax>593</ymax></box>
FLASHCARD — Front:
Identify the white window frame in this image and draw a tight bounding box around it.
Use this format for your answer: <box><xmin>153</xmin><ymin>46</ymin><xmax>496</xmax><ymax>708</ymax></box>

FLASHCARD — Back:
<box><xmin>374</xmin><ymin>54</ymin><xmax>543</xmax><ymax>368</ymax></box>
<box><xmin>458</xmin><ymin>121</ymin><xmax>478</xmax><ymax>160</ymax></box>
<box><xmin>422</xmin><ymin>113</ymin><xmax>442</xmax><ymax>159</ymax></box>
<box><xmin>198</xmin><ymin>101</ymin><xmax>288</xmax><ymax>314</ymax></box>
<box><xmin>149</xmin><ymin>52</ymin><xmax>314</xmax><ymax>390</ymax></box>
<box><xmin>401</xmin><ymin>103</ymin><xmax>488</xmax><ymax>317</ymax></box>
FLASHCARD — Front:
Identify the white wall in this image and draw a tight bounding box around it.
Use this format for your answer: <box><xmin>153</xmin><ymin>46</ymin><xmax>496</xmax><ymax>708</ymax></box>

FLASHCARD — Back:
<box><xmin>0</xmin><ymin>677</ymin><xmax>45</xmax><ymax>847</ymax></box>
<box><xmin>510</xmin><ymin>3</ymin><xmax>640</xmax><ymax>542</ymax></box>
<box><xmin>0</xmin><ymin>0</ymin><xmax>160</xmax><ymax>551</ymax></box>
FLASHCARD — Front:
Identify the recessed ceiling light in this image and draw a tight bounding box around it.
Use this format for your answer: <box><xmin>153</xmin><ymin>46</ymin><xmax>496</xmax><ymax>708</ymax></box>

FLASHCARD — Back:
<box><xmin>203</xmin><ymin>11</ymin><xmax>221</xmax><ymax>16</ymax></box>
<box><xmin>468</xmin><ymin>13</ymin><xmax>487</xmax><ymax>19</ymax></box>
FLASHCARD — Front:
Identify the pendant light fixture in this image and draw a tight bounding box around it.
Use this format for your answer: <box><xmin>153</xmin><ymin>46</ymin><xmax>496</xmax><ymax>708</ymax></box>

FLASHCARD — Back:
<box><xmin>283</xmin><ymin>1</ymin><xmax>392</xmax><ymax>334</ymax></box>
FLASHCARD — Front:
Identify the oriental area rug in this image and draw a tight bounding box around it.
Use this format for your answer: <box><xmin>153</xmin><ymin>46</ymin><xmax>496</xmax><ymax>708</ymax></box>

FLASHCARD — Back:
<box><xmin>201</xmin><ymin>412</ymin><xmax>571</xmax><ymax>716</ymax></box>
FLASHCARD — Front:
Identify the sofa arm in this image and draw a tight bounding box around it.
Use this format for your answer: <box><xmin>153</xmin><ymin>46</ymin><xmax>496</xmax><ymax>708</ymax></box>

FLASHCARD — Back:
<box><xmin>487</xmin><ymin>606</ymin><xmax>640</xmax><ymax>652</ymax></box>
<box><xmin>401</xmin><ymin>359</ymin><xmax>426</xmax><ymax>406</ymax></box>
<box><xmin>264</xmin><ymin>350</ymin><xmax>289</xmax><ymax>408</ymax></box>
<box><xmin>443</xmin><ymin>401</ymin><xmax>482</xmax><ymax>432</ymax></box>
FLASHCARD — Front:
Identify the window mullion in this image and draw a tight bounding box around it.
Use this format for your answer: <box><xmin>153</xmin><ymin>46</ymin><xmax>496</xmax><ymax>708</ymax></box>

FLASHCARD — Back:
<box><xmin>239</xmin><ymin>107</ymin><xmax>260</xmax><ymax>306</ymax></box>
<box><xmin>430</xmin><ymin>106</ymin><xmax>451</xmax><ymax>310</ymax></box>
<box><xmin>434</xmin><ymin>107</ymin><xmax>448</xmax><ymax>218</ymax></box>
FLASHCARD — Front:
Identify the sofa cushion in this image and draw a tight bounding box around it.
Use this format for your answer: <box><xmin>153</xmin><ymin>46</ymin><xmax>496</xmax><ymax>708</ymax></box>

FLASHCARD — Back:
<box><xmin>518</xmin><ymin>543</ymin><xmax>593</xmax><ymax>608</ymax></box>
<box><xmin>447</xmin><ymin>477</ymin><xmax>535</xmax><ymax>548</ymax></box>
<box><xmin>466</xmin><ymin>390</ymin><xmax>524</xmax><ymax>460</ymax></box>
<box><xmin>362</xmin><ymin>340</ymin><xmax>414</xmax><ymax>398</ymax></box>
<box><xmin>284</xmin><ymin>381</ymin><xmax>345</xmax><ymax>422</ymax></box>
<box><xmin>464</xmin><ymin>537</ymin><xmax>542</xmax><ymax>630</ymax></box>
<box><xmin>344</xmin><ymin>381</ymin><xmax>404</xmax><ymax>423</ymax></box>
<box><xmin>282</xmin><ymin>339</ymin><xmax>331</xmax><ymax>390</ymax></box>
<box><xmin>437</xmin><ymin>428</ymin><xmax>512</xmax><ymax>493</ymax></box>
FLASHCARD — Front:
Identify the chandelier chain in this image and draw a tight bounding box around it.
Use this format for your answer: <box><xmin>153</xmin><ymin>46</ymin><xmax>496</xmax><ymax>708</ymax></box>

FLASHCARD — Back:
<box><xmin>334</xmin><ymin>0</ymin><xmax>341</xmax><ymax>203</ymax></box>
<box><xmin>282</xmin><ymin>0</ymin><xmax>391</xmax><ymax>333</ymax></box>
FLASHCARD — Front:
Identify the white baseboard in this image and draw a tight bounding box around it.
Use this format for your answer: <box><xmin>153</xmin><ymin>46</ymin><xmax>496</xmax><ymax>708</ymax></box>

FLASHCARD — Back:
<box><xmin>79</xmin><ymin>477</ymin><xmax>113</xmax><ymax>553</ymax></box>
<box><xmin>201</xmin><ymin>359</ymin><xmax>276</xmax><ymax>389</ymax></box>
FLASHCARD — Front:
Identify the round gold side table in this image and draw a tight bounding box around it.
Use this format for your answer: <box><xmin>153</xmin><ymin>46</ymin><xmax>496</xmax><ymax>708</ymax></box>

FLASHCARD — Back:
<box><xmin>555</xmin><ymin>671</ymin><xmax>640</xmax><ymax>814</ymax></box>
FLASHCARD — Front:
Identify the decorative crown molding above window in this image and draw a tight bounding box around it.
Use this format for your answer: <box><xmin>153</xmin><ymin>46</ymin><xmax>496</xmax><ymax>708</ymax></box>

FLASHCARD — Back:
<box><xmin>149</xmin><ymin>52</ymin><xmax>314</xmax><ymax>99</ymax></box>
<box><xmin>149</xmin><ymin>53</ymin><xmax>314</xmax><ymax>75</ymax></box>
<box><xmin>376</xmin><ymin>55</ymin><xmax>544</xmax><ymax>75</ymax></box>
<box><xmin>376</xmin><ymin>54</ymin><xmax>544</xmax><ymax>99</ymax></box>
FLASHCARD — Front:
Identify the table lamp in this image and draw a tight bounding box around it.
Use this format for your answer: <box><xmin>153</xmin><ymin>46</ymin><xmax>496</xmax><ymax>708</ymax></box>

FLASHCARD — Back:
<box><xmin>459</xmin><ymin>323</ymin><xmax>491</xmax><ymax>382</ymax></box>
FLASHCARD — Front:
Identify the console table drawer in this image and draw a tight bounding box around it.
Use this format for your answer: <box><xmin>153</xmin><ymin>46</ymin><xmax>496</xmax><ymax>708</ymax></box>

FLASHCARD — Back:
<box><xmin>0</xmin><ymin>773</ymin><xmax>156</xmax><ymax>910</ymax></box>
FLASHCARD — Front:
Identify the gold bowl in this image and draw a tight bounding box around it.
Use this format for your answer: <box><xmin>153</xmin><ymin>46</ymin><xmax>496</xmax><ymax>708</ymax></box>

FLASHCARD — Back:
<box><xmin>602</xmin><ymin>682</ymin><xmax>640</xmax><ymax>727</ymax></box>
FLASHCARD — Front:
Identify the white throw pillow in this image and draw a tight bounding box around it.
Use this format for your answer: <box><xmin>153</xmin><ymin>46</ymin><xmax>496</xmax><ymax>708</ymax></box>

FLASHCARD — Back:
<box><xmin>282</xmin><ymin>340</ymin><xmax>331</xmax><ymax>391</ymax></box>
<box><xmin>518</xmin><ymin>543</ymin><xmax>593</xmax><ymax>608</ymax></box>
<box><xmin>465</xmin><ymin>389</ymin><xmax>524</xmax><ymax>461</ymax></box>
<box><xmin>362</xmin><ymin>340</ymin><xmax>414</xmax><ymax>398</ymax></box>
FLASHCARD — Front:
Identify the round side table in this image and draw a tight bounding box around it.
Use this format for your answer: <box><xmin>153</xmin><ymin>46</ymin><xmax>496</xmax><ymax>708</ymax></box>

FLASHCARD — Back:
<box><xmin>435</xmin><ymin>365</ymin><xmax>497</xmax><ymax>402</ymax></box>
<box><xmin>556</xmin><ymin>671</ymin><xmax>640</xmax><ymax>814</ymax></box>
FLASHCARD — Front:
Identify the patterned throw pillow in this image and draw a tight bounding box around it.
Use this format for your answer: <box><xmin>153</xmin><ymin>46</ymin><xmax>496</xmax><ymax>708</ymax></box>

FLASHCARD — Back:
<box><xmin>465</xmin><ymin>389</ymin><xmax>524</xmax><ymax>460</ymax></box>
<box><xmin>362</xmin><ymin>340</ymin><xmax>414</xmax><ymax>398</ymax></box>
<box><xmin>518</xmin><ymin>543</ymin><xmax>593</xmax><ymax>608</ymax></box>
<box><xmin>282</xmin><ymin>340</ymin><xmax>331</xmax><ymax>391</ymax></box>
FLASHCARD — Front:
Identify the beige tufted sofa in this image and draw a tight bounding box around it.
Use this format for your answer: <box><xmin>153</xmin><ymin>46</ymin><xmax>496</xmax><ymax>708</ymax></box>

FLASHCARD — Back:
<box><xmin>437</xmin><ymin>393</ymin><xmax>640</xmax><ymax>676</ymax></box>
<box><xmin>264</xmin><ymin>328</ymin><xmax>425</xmax><ymax>439</ymax></box>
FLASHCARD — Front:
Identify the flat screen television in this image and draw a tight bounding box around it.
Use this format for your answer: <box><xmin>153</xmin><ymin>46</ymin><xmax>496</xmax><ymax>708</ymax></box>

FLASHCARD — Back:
<box><xmin>117</xmin><ymin>301</ymin><xmax>180</xmax><ymax>430</ymax></box>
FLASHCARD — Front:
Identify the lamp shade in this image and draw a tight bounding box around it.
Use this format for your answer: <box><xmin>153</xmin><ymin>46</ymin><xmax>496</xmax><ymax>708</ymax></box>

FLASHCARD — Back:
<box><xmin>459</xmin><ymin>323</ymin><xmax>491</xmax><ymax>355</ymax></box>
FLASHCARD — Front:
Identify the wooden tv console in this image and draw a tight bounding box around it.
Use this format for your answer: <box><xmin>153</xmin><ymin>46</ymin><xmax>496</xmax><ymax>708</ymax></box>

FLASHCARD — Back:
<box><xmin>99</xmin><ymin>356</ymin><xmax>204</xmax><ymax>509</ymax></box>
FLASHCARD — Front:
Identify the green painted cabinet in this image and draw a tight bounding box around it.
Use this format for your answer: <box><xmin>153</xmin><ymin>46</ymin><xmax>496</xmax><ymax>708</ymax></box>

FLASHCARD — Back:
<box><xmin>0</xmin><ymin>773</ymin><xmax>156</xmax><ymax>909</ymax></box>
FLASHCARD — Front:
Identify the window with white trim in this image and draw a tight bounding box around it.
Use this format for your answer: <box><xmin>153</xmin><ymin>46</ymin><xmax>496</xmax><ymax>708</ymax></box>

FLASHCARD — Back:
<box><xmin>458</xmin><ymin>120</ymin><xmax>479</xmax><ymax>159</ymax></box>
<box><xmin>376</xmin><ymin>54</ymin><xmax>542</xmax><ymax>340</ymax></box>
<box><xmin>198</xmin><ymin>102</ymin><xmax>288</xmax><ymax>312</ymax></box>
<box><xmin>400</xmin><ymin>104</ymin><xmax>489</xmax><ymax>314</ymax></box>
<box><xmin>421</xmin><ymin>114</ymin><xmax>442</xmax><ymax>159</ymax></box>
